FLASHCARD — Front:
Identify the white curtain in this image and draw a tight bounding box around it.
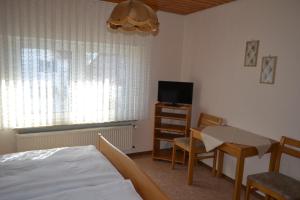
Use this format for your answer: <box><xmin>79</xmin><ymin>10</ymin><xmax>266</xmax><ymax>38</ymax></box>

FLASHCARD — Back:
<box><xmin>0</xmin><ymin>0</ymin><xmax>151</xmax><ymax>128</ymax></box>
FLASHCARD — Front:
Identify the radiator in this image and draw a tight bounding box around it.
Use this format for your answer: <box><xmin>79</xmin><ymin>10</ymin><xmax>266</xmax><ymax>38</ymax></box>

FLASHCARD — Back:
<box><xmin>16</xmin><ymin>125</ymin><xmax>134</xmax><ymax>152</ymax></box>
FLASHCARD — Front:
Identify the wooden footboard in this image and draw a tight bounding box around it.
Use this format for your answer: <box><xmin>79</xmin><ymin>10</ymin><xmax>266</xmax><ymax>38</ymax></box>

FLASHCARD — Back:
<box><xmin>98</xmin><ymin>135</ymin><xmax>169</xmax><ymax>200</ymax></box>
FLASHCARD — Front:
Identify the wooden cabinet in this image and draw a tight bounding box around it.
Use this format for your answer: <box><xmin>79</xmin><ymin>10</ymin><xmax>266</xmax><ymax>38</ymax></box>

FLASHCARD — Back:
<box><xmin>152</xmin><ymin>102</ymin><xmax>192</xmax><ymax>163</ymax></box>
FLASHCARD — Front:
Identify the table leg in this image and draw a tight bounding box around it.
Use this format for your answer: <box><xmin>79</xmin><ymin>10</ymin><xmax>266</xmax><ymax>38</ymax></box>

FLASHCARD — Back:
<box><xmin>217</xmin><ymin>150</ymin><xmax>224</xmax><ymax>177</ymax></box>
<box><xmin>233</xmin><ymin>155</ymin><xmax>245</xmax><ymax>200</ymax></box>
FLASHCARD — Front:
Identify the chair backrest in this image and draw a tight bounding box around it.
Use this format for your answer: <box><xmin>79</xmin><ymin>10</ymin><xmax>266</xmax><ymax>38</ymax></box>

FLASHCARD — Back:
<box><xmin>275</xmin><ymin>136</ymin><xmax>300</xmax><ymax>172</ymax></box>
<box><xmin>197</xmin><ymin>113</ymin><xmax>223</xmax><ymax>129</ymax></box>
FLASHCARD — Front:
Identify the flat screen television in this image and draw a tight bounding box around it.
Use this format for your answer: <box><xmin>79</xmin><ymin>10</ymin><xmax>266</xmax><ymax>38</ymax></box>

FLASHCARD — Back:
<box><xmin>158</xmin><ymin>81</ymin><xmax>193</xmax><ymax>105</ymax></box>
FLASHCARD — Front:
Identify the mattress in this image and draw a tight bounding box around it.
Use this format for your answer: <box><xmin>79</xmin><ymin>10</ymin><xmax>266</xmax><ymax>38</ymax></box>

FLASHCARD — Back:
<box><xmin>0</xmin><ymin>145</ymin><xmax>142</xmax><ymax>200</ymax></box>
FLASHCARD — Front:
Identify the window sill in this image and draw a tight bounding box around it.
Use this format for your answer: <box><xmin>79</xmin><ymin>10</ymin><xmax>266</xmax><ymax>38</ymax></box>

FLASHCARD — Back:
<box><xmin>15</xmin><ymin>120</ymin><xmax>136</xmax><ymax>134</ymax></box>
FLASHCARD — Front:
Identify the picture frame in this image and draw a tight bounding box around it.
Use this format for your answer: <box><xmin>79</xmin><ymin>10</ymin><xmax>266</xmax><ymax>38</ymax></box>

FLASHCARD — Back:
<box><xmin>244</xmin><ymin>40</ymin><xmax>259</xmax><ymax>67</ymax></box>
<box><xmin>260</xmin><ymin>56</ymin><xmax>277</xmax><ymax>84</ymax></box>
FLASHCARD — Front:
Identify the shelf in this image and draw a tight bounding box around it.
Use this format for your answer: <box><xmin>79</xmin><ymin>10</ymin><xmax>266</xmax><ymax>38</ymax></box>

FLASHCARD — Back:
<box><xmin>155</xmin><ymin>132</ymin><xmax>183</xmax><ymax>142</ymax></box>
<box><xmin>155</xmin><ymin>103</ymin><xmax>191</xmax><ymax>110</ymax></box>
<box><xmin>156</xmin><ymin>112</ymin><xmax>187</xmax><ymax>120</ymax></box>
<box><xmin>155</xmin><ymin>124</ymin><xmax>186</xmax><ymax>133</ymax></box>
<box><xmin>152</xmin><ymin>148</ymin><xmax>185</xmax><ymax>163</ymax></box>
<box><xmin>153</xmin><ymin>102</ymin><xmax>191</xmax><ymax>163</ymax></box>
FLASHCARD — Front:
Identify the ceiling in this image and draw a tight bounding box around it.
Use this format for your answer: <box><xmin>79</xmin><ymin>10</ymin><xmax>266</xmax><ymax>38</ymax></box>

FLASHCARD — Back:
<box><xmin>102</xmin><ymin>0</ymin><xmax>235</xmax><ymax>15</ymax></box>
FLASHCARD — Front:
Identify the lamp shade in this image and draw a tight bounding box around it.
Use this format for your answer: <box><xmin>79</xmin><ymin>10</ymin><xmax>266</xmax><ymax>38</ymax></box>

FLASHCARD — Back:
<box><xmin>107</xmin><ymin>0</ymin><xmax>159</xmax><ymax>35</ymax></box>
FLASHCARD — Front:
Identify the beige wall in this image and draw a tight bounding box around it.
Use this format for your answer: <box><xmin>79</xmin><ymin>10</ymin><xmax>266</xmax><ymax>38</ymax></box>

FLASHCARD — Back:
<box><xmin>181</xmin><ymin>0</ymin><xmax>300</xmax><ymax>182</ymax></box>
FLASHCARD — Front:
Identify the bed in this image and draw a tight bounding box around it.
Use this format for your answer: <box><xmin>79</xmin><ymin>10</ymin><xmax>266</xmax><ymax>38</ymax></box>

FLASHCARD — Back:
<box><xmin>0</xmin><ymin>135</ymin><xmax>168</xmax><ymax>200</ymax></box>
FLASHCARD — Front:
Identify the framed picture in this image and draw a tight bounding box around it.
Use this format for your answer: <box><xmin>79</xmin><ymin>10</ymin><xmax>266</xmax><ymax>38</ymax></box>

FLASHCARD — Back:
<box><xmin>244</xmin><ymin>40</ymin><xmax>259</xmax><ymax>66</ymax></box>
<box><xmin>260</xmin><ymin>56</ymin><xmax>277</xmax><ymax>84</ymax></box>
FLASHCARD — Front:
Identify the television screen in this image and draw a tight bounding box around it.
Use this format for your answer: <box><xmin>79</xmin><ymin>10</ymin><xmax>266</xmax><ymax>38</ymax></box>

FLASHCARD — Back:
<box><xmin>158</xmin><ymin>81</ymin><xmax>193</xmax><ymax>105</ymax></box>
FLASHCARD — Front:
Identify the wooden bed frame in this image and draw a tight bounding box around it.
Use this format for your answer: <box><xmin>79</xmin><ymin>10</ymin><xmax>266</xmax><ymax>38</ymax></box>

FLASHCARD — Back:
<box><xmin>98</xmin><ymin>135</ymin><xmax>169</xmax><ymax>200</ymax></box>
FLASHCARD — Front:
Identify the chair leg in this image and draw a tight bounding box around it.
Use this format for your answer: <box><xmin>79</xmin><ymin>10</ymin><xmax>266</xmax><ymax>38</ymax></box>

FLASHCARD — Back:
<box><xmin>245</xmin><ymin>180</ymin><xmax>251</xmax><ymax>200</ymax></box>
<box><xmin>212</xmin><ymin>150</ymin><xmax>217</xmax><ymax>176</ymax></box>
<box><xmin>183</xmin><ymin>150</ymin><xmax>186</xmax><ymax>165</ymax></box>
<box><xmin>187</xmin><ymin>153</ymin><xmax>195</xmax><ymax>185</ymax></box>
<box><xmin>171</xmin><ymin>143</ymin><xmax>177</xmax><ymax>169</ymax></box>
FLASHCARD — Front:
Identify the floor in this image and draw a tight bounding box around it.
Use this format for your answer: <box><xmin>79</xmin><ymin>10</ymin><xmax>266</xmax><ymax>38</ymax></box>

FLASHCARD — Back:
<box><xmin>132</xmin><ymin>154</ymin><xmax>260</xmax><ymax>200</ymax></box>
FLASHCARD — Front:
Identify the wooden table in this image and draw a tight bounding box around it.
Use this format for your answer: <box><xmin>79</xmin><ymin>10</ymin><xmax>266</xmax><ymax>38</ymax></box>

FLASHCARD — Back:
<box><xmin>188</xmin><ymin>127</ymin><xmax>279</xmax><ymax>200</ymax></box>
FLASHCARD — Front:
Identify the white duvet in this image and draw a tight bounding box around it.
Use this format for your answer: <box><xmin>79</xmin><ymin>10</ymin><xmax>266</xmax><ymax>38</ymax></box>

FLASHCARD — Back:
<box><xmin>0</xmin><ymin>145</ymin><xmax>142</xmax><ymax>200</ymax></box>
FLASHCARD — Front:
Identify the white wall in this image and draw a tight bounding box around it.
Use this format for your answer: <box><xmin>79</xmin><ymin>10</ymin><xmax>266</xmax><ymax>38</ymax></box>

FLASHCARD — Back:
<box><xmin>133</xmin><ymin>11</ymin><xmax>184</xmax><ymax>153</ymax></box>
<box><xmin>181</xmin><ymin>0</ymin><xmax>300</xmax><ymax>183</ymax></box>
<box><xmin>0</xmin><ymin>130</ymin><xmax>16</xmax><ymax>154</ymax></box>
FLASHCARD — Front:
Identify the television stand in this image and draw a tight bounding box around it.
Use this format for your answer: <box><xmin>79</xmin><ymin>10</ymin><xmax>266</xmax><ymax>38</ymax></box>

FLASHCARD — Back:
<box><xmin>164</xmin><ymin>103</ymin><xmax>179</xmax><ymax>107</ymax></box>
<box><xmin>152</xmin><ymin>102</ymin><xmax>192</xmax><ymax>163</ymax></box>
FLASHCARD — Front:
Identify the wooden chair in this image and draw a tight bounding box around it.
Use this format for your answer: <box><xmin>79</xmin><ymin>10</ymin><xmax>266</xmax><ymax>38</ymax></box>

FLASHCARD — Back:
<box><xmin>245</xmin><ymin>136</ymin><xmax>300</xmax><ymax>200</ymax></box>
<box><xmin>171</xmin><ymin>113</ymin><xmax>223</xmax><ymax>183</ymax></box>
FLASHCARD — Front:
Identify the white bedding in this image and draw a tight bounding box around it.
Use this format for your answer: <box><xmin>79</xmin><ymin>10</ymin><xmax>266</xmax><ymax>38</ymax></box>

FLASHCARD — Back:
<box><xmin>0</xmin><ymin>145</ymin><xmax>142</xmax><ymax>200</ymax></box>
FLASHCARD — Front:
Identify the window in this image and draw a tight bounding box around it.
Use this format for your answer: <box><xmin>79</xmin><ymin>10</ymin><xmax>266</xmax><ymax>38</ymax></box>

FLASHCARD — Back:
<box><xmin>0</xmin><ymin>0</ymin><xmax>152</xmax><ymax>129</ymax></box>
<box><xmin>21</xmin><ymin>48</ymin><xmax>71</xmax><ymax>114</ymax></box>
<box><xmin>0</xmin><ymin>37</ymin><xmax>150</xmax><ymax>128</ymax></box>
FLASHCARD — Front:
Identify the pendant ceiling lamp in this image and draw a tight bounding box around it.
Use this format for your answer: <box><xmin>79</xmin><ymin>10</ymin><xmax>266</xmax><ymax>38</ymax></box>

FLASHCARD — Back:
<box><xmin>107</xmin><ymin>0</ymin><xmax>159</xmax><ymax>35</ymax></box>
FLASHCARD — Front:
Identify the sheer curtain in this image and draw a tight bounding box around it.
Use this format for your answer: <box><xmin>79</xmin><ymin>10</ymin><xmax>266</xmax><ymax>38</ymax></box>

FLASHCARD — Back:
<box><xmin>0</xmin><ymin>0</ymin><xmax>151</xmax><ymax>128</ymax></box>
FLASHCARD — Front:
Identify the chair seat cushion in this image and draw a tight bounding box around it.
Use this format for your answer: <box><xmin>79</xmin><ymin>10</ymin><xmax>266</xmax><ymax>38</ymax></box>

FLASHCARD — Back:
<box><xmin>248</xmin><ymin>172</ymin><xmax>300</xmax><ymax>200</ymax></box>
<box><xmin>174</xmin><ymin>137</ymin><xmax>207</xmax><ymax>153</ymax></box>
